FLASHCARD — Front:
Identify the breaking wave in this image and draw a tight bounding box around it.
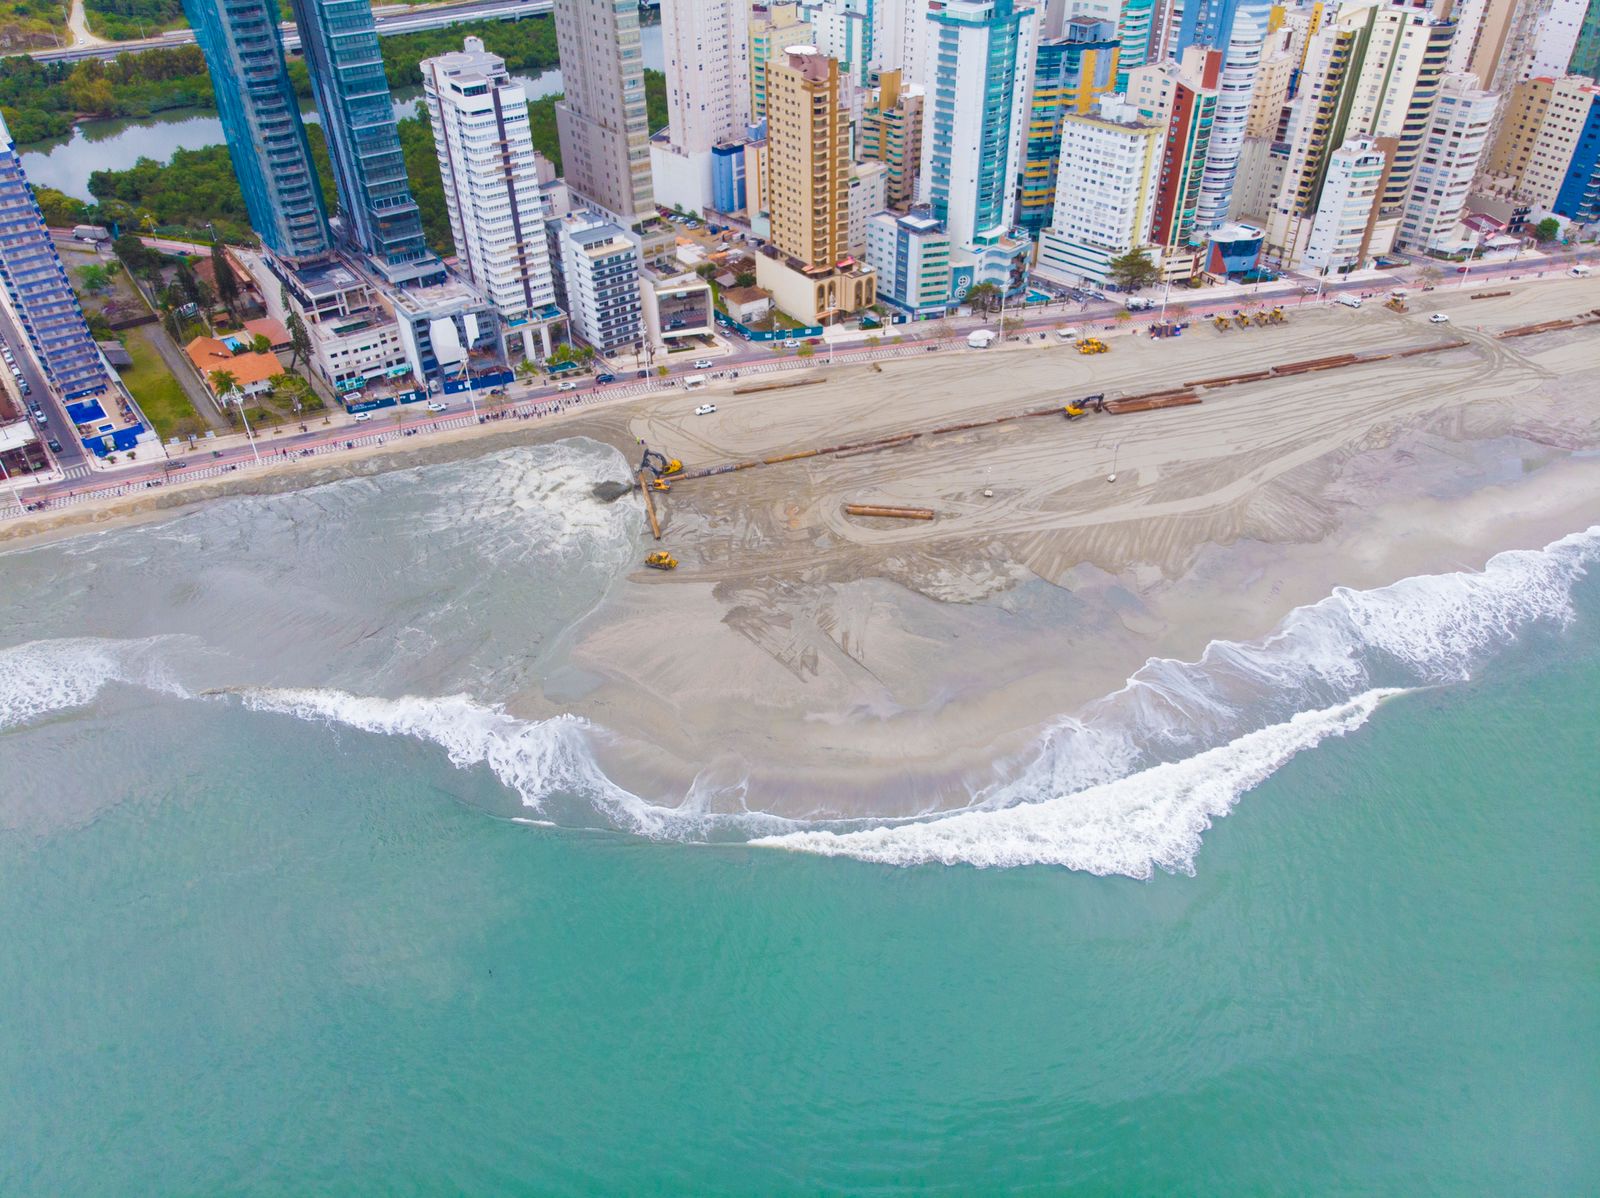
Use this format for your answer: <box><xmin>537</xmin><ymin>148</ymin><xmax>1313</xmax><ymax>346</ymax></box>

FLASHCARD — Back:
<box><xmin>751</xmin><ymin>691</ymin><xmax>1401</xmax><ymax>874</ymax></box>
<box><xmin>0</xmin><ymin>636</ymin><xmax>191</xmax><ymax>731</ymax></box>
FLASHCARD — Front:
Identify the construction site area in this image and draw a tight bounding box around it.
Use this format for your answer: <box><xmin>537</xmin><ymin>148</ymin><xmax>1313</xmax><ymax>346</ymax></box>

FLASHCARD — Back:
<box><xmin>537</xmin><ymin>277</ymin><xmax>1600</xmax><ymax>813</ymax></box>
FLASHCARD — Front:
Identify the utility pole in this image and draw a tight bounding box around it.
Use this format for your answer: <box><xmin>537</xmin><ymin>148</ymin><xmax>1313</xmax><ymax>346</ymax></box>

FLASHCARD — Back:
<box><xmin>233</xmin><ymin>392</ymin><xmax>261</xmax><ymax>464</ymax></box>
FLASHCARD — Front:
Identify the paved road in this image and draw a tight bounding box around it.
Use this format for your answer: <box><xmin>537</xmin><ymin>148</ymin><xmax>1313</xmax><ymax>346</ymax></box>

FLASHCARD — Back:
<box><xmin>0</xmin><ymin>300</ymin><xmax>91</xmax><ymax>482</ymax></box>
<box><xmin>27</xmin><ymin>0</ymin><xmax>552</xmax><ymax>63</ymax></box>
<box><xmin>3</xmin><ymin>248</ymin><xmax>1593</xmax><ymax>521</ymax></box>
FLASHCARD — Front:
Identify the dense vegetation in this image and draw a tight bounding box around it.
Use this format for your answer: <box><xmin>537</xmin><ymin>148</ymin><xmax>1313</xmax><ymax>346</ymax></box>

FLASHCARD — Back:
<box><xmin>0</xmin><ymin>45</ymin><xmax>213</xmax><ymax>142</ymax></box>
<box><xmin>83</xmin><ymin>0</ymin><xmax>187</xmax><ymax>42</ymax></box>
<box><xmin>0</xmin><ymin>0</ymin><xmax>66</xmax><ymax>52</ymax></box>
<box><xmin>0</xmin><ymin>14</ymin><xmax>563</xmax><ymax>146</ymax></box>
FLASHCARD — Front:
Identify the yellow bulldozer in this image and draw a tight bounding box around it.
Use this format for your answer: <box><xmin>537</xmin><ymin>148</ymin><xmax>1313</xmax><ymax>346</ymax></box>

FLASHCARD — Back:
<box><xmin>1233</xmin><ymin>311</ymin><xmax>1252</xmax><ymax>329</ymax></box>
<box><xmin>644</xmin><ymin>551</ymin><xmax>678</xmax><ymax>571</ymax></box>
<box><xmin>1384</xmin><ymin>295</ymin><xmax>1408</xmax><ymax>312</ymax></box>
<box><xmin>1253</xmin><ymin>310</ymin><xmax>1271</xmax><ymax>326</ymax></box>
<box><xmin>1269</xmin><ymin>306</ymin><xmax>1286</xmax><ymax>324</ymax></box>
<box><xmin>1077</xmin><ymin>337</ymin><xmax>1109</xmax><ymax>354</ymax></box>
<box><xmin>1213</xmin><ymin>313</ymin><xmax>1232</xmax><ymax>331</ymax></box>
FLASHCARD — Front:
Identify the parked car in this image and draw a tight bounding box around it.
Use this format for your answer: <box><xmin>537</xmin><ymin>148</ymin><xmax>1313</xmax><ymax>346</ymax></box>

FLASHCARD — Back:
<box><xmin>46</xmin><ymin>438</ymin><xmax>62</xmax><ymax>453</ymax></box>
<box><xmin>782</xmin><ymin>338</ymin><xmax>801</xmax><ymax>348</ymax></box>
<box><xmin>425</xmin><ymin>401</ymin><xmax>448</xmax><ymax>412</ymax></box>
<box><xmin>692</xmin><ymin>358</ymin><xmax>714</xmax><ymax>369</ymax></box>
<box><xmin>352</xmin><ymin>411</ymin><xmax>373</xmax><ymax>423</ymax></box>
<box><xmin>694</xmin><ymin>403</ymin><xmax>717</xmax><ymax>416</ymax></box>
<box><xmin>1428</xmin><ymin>313</ymin><xmax>1450</xmax><ymax>323</ymax></box>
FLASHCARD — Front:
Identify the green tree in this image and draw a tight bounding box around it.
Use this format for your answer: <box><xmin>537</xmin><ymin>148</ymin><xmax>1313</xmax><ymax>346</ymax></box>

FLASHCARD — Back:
<box><xmin>175</xmin><ymin>258</ymin><xmax>202</xmax><ymax>310</ymax></box>
<box><xmin>251</xmin><ymin>333</ymin><xmax>273</xmax><ymax>355</ymax></box>
<box><xmin>1107</xmin><ymin>248</ymin><xmax>1161</xmax><ymax>292</ymax></box>
<box><xmin>209</xmin><ymin>368</ymin><xmax>238</xmax><ymax>398</ymax></box>
<box><xmin>34</xmin><ymin>187</ymin><xmax>91</xmax><ymax>228</ymax></box>
<box><xmin>211</xmin><ymin>239</ymin><xmax>240</xmax><ymax>316</ymax></box>
<box><xmin>734</xmin><ymin>271</ymin><xmax>756</xmax><ymax>287</ymax></box>
<box><xmin>796</xmin><ymin>342</ymin><xmax>815</xmax><ymax>358</ymax></box>
<box><xmin>76</xmin><ymin>263</ymin><xmax>114</xmax><ymax>293</ymax></box>
<box><xmin>1534</xmin><ymin>217</ymin><xmax>1561</xmax><ymax>243</ymax></box>
<box><xmin>285</xmin><ymin>310</ymin><xmax>311</xmax><ymax>371</ymax></box>
<box><xmin>965</xmin><ymin>282</ymin><xmax>1000</xmax><ymax>315</ymax></box>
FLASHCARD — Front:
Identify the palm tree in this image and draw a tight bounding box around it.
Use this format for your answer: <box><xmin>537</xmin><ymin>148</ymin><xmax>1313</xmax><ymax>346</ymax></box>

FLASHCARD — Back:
<box><xmin>209</xmin><ymin>369</ymin><xmax>239</xmax><ymax>412</ymax></box>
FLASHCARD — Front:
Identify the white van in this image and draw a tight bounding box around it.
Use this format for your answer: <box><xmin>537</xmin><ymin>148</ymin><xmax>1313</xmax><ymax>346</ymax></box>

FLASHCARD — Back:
<box><xmin>1336</xmin><ymin>294</ymin><xmax>1363</xmax><ymax>308</ymax></box>
<box><xmin>1570</xmin><ymin>264</ymin><xmax>1592</xmax><ymax>277</ymax></box>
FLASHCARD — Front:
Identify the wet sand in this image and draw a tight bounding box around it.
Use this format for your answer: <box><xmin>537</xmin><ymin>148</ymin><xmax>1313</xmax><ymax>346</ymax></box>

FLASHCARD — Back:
<box><xmin>7</xmin><ymin>279</ymin><xmax>1599</xmax><ymax>816</ymax></box>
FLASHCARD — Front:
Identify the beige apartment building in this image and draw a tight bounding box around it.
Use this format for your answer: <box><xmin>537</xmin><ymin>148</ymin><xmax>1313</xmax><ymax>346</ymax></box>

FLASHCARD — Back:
<box><xmin>553</xmin><ymin>0</ymin><xmax>654</xmax><ymax>223</ymax></box>
<box><xmin>860</xmin><ymin>69</ymin><xmax>925</xmax><ymax>208</ymax></box>
<box><xmin>749</xmin><ymin>3</ymin><xmax>814</xmax><ymax>121</ymax></box>
<box><xmin>755</xmin><ymin>45</ymin><xmax>875</xmax><ymax>323</ymax></box>
<box><xmin>1486</xmin><ymin>75</ymin><xmax>1600</xmax><ymax>207</ymax></box>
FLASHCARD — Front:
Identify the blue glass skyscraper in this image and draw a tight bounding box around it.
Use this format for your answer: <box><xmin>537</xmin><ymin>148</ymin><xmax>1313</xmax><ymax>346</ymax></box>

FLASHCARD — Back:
<box><xmin>288</xmin><ymin>0</ymin><xmax>436</xmax><ymax>279</ymax></box>
<box><xmin>0</xmin><ymin>112</ymin><xmax>107</xmax><ymax>400</ymax></box>
<box><xmin>182</xmin><ymin>0</ymin><xmax>332</xmax><ymax>261</ymax></box>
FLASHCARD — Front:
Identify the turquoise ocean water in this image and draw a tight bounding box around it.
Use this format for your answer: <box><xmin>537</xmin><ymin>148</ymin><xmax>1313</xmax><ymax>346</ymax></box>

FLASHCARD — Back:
<box><xmin>2</xmin><ymin>444</ymin><xmax>1596</xmax><ymax>1193</ymax></box>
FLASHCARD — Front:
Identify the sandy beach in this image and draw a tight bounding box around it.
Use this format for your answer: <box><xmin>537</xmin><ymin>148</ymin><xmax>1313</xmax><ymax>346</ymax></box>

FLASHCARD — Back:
<box><xmin>7</xmin><ymin>277</ymin><xmax>1599</xmax><ymax>816</ymax></box>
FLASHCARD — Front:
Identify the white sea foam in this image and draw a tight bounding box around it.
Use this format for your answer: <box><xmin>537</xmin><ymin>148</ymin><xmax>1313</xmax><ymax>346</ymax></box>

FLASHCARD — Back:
<box><xmin>752</xmin><ymin>691</ymin><xmax>1400</xmax><ymax>874</ymax></box>
<box><xmin>235</xmin><ymin>686</ymin><xmax>798</xmax><ymax>840</ymax></box>
<box><xmin>0</xmin><ymin>636</ymin><xmax>190</xmax><ymax>731</ymax></box>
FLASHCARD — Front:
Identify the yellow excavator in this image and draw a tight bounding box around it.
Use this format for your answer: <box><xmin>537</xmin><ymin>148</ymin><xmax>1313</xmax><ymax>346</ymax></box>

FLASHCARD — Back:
<box><xmin>644</xmin><ymin>550</ymin><xmax>678</xmax><ymax>571</ymax></box>
<box><xmin>1063</xmin><ymin>393</ymin><xmax>1107</xmax><ymax>420</ymax></box>
<box><xmin>1077</xmin><ymin>337</ymin><xmax>1109</xmax><ymax>354</ymax></box>
<box><xmin>639</xmin><ymin>446</ymin><xmax>683</xmax><ymax>477</ymax></box>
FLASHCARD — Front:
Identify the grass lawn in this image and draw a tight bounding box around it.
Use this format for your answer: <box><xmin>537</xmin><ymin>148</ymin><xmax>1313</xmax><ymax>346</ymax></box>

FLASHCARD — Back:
<box><xmin>121</xmin><ymin>327</ymin><xmax>206</xmax><ymax>439</ymax></box>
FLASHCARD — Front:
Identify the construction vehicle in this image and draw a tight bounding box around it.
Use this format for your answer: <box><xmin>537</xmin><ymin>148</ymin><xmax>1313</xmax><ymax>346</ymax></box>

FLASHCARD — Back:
<box><xmin>649</xmin><ymin>478</ymin><xmax>671</xmax><ymax>492</ymax></box>
<box><xmin>644</xmin><ymin>550</ymin><xmax>678</xmax><ymax>571</ymax></box>
<box><xmin>1213</xmin><ymin>314</ymin><xmax>1231</xmax><ymax>331</ymax></box>
<box><xmin>1268</xmin><ymin>306</ymin><xmax>1286</xmax><ymax>324</ymax></box>
<box><xmin>1384</xmin><ymin>295</ymin><xmax>1408</xmax><ymax>312</ymax></box>
<box><xmin>1063</xmin><ymin>392</ymin><xmax>1107</xmax><ymax>419</ymax></box>
<box><xmin>1077</xmin><ymin>337</ymin><xmax>1109</xmax><ymax>354</ymax></box>
<box><xmin>1233</xmin><ymin>311</ymin><xmax>1252</xmax><ymax>329</ymax></box>
<box><xmin>1253</xmin><ymin>310</ymin><xmax>1271</xmax><ymax>326</ymax></box>
<box><xmin>639</xmin><ymin>446</ymin><xmax>683</xmax><ymax>477</ymax></box>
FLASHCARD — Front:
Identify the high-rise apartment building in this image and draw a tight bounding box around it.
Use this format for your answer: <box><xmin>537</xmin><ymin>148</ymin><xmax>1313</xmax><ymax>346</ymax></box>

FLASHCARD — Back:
<box><xmin>557</xmin><ymin>213</ymin><xmax>645</xmax><ymax>355</ymax></box>
<box><xmin>1194</xmin><ymin>0</ymin><xmax>1270</xmax><ymax>230</ymax></box>
<box><xmin>1020</xmin><ymin>17</ymin><xmax>1121</xmax><ymax>235</ymax></box>
<box><xmin>422</xmin><ymin>37</ymin><xmax>559</xmax><ymax>358</ymax></box>
<box><xmin>653</xmin><ymin>0</ymin><xmax>752</xmax><ymax>212</ymax></box>
<box><xmin>1116</xmin><ymin>0</ymin><xmax>1156</xmax><ymax>88</ymax></box>
<box><xmin>181</xmin><ymin>0</ymin><xmax>332</xmax><ymax>261</ymax></box>
<box><xmin>808</xmin><ymin>0</ymin><xmax>877</xmax><ymax>84</ymax></box>
<box><xmin>1398</xmin><ymin>73</ymin><xmax>1499</xmax><ymax>251</ymax></box>
<box><xmin>1300</xmin><ymin>136</ymin><xmax>1386</xmax><ymax>270</ymax></box>
<box><xmin>765</xmin><ymin>46</ymin><xmax>850</xmax><ymax>266</ymax></box>
<box><xmin>749</xmin><ymin>3</ymin><xmax>815</xmax><ymax>120</ymax></box>
<box><xmin>866</xmin><ymin>208</ymin><xmax>952</xmax><ymax>316</ymax></box>
<box><xmin>553</xmin><ymin>0</ymin><xmax>654</xmax><ymax>224</ymax></box>
<box><xmin>860</xmin><ymin>69</ymin><xmax>926</xmax><ymax>206</ymax></box>
<box><xmin>1553</xmin><ymin>89</ymin><xmax>1600</xmax><ymax>220</ymax></box>
<box><xmin>756</xmin><ymin>46</ymin><xmax>876</xmax><ymax>321</ymax></box>
<box><xmin>1523</xmin><ymin>0</ymin><xmax>1592</xmax><ymax>79</ymax></box>
<box><xmin>0</xmin><ymin>113</ymin><xmax>108</xmax><ymax>401</ymax></box>
<box><xmin>1572</xmin><ymin>1</ymin><xmax>1600</xmax><ymax>78</ymax></box>
<box><xmin>1035</xmin><ymin>95</ymin><xmax>1163</xmax><ymax>285</ymax></box>
<box><xmin>288</xmin><ymin>0</ymin><xmax>436</xmax><ymax>281</ymax></box>
<box><xmin>1486</xmin><ymin>75</ymin><xmax>1600</xmax><ymax>207</ymax></box>
<box><xmin>1127</xmin><ymin>46</ymin><xmax>1221</xmax><ymax>255</ymax></box>
<box><xmin>918</xmin><ymin>0</ymin><xmax>1037</xmax><ymax>286</ymax></box>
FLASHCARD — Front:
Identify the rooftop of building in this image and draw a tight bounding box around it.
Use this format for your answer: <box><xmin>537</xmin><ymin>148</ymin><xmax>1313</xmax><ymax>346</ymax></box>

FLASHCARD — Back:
<box><xmin>385</xmin><ymin>274</ymin><xmax>494</xmax><ymax>318</ymax></box>
<box><xmin>721</xmin><ymin>285</ymin><xmax>769</xmax><ymax>304</ymax></box>
<box><xmin>289</xmin><ymin>256</ymin><xmax>365</xmax><ymax>299</ymax></box>
<box><xmin>185</xmin><ymin>336</ymin><xmax>283</xmax><ymax>389</ymax></box>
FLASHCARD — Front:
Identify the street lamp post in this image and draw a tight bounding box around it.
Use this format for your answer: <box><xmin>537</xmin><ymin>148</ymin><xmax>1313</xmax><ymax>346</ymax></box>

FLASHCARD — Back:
<box><xmin>1458</xmin><ymin>242</ymin><xmax>1482</xmax><ymax>290</ymax></box>
<box><xmin>232</xmin><ymin>391</ymin><xmax>261</xmax><ymax>464</ymax></box>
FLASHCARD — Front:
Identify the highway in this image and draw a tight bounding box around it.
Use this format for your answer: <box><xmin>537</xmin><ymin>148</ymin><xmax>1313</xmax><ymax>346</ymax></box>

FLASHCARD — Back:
<box><xmin>25</xmin><ymin>0</ymin><xmax>552</xmax><ymax>65</ymax></box>
<box><xmin>2</xmin><ymin>249</ymin><xmax>1593</xmax><ymax>523</ymax></box>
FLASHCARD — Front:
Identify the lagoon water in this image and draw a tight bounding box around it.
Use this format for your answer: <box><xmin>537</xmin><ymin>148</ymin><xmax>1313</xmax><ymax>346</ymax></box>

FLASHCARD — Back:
<box><xmin>2</xmin><ymin>443</ymin><xmax>1597</xmax><ymax>1193</ymax></box>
